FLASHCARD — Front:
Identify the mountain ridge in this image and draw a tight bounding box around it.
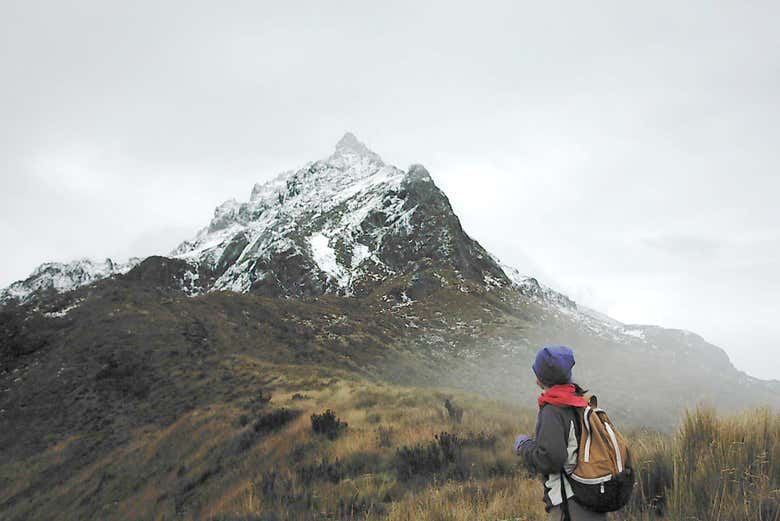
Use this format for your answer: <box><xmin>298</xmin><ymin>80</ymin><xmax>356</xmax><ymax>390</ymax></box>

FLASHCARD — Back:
<box><xmin>1</xmin><ymin>133</ymin><xmax>777</xmax><ymax>426</ymax></box>
<box><xmin>3</xmin><ymin>133</ymin><xmax>515</xmax><ymax>302</ymax></box>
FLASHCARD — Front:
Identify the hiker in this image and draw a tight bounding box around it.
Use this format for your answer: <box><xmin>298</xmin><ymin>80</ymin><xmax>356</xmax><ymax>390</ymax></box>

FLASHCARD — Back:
<box><xmin>514</xmin><ymin>345</ymin><xmax>606</xmax><ymax>521</ymax></box>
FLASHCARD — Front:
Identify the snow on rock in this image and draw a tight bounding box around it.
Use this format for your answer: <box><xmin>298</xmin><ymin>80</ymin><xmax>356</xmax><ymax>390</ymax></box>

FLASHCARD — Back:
<box><xmin>168</xmin><ymin>132</ymin><xmax>422</xmax><ymax>296</ymax></box>
<box><xmin>351</xmin><ymin>243</ymin><xmax>370</xmax><ymax>268</ymax></box>
<box><xmin>3</xmin><ymin>131</ymin><xmax>627</xmax><ymax>337</ymax></box>
<box><xmin>1</xmin><ymin>258</ymin><xmax>140</xmax><ymax>305</ymax></box>
<box><xmin>2</xmin><ymin>132</ymin><xmax>509</xmax><ymax>303</ymax></box>
<box><xmin>43</xmin><ymin>299</ymin><xmax>85</xmax><ymax>318</ymax></box>
<box><xmin>308</xmin><ymin>233</ymin><xmax>347</xmax><ymax>288</ymax></box>
<box><xmin>494</xmin><ymin>257</ymin><xmax>575</xmax><ymax>310</ymax></box>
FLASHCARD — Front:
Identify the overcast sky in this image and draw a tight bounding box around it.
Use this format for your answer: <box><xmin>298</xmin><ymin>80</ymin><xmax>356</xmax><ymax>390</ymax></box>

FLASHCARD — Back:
<box><xmin>2</xmin><ymin>1</ymin><xmax>778</xmax><ymax>379</ymax></box>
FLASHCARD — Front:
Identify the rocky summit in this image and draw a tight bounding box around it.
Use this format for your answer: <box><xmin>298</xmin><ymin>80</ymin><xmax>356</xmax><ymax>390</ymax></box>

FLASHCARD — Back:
<box><xmin>2</xmin><ymin>134</ymin><xmax>508</xmax><ymax>303</ymax></box>
<box><xmin>167</xmin><ymin>133</ymin><xmax>508</xmax><ymax>297</ymax></box>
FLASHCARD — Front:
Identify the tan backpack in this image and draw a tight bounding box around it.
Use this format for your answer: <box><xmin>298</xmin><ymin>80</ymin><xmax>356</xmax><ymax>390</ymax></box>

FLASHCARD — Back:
<box><xmin>564</xmin><ymin>396</ymin><xmax>635</xmax><ymax>514</ymax></box>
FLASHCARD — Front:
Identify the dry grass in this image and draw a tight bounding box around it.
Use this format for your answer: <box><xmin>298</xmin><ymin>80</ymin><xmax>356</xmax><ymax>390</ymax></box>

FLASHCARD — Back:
<box><xmin>375</xmin><ymin>476</ymin><xmax>546</xmax><ymax>521</ymax></box>
<box><xmin>1</xmin><ymin>362</ymin><xmax>777</xmax><ymax>521</ymax></box>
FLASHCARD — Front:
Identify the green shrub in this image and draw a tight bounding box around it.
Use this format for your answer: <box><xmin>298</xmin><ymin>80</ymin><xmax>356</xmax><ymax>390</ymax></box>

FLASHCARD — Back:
<box><xmin>310</xmin><ymin>409</ymin><xmax>348</xmax><ymax>439</ymax></box>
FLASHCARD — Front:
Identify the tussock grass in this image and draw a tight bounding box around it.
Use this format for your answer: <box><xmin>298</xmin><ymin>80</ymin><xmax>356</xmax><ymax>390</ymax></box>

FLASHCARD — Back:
<box><xmin>669</xmin><ymin>406</ymin><xmax>779</xmax><ymax>521</ymax></box>
<box><xmin>617</xmin><ymin>407</ymin><xmax>780</xmax><ymax>521</ymax></box>
<box><xmin>1</xmin><ymin>363</ymin><xmax>777</xmax><ymax>521</ymax></box>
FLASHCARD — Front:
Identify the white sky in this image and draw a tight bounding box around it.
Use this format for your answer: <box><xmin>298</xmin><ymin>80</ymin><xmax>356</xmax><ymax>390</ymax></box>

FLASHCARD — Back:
<box><xmin>2</xmin><ymin>1</ymin><xmax>778</xmax><ymax>379</ymax></box>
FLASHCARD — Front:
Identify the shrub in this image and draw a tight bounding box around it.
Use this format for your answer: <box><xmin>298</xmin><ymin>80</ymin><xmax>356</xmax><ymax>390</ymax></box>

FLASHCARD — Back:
<box><xmin>310</xmin><ymin>409</ymin><xmax>348</xmax><ymax>439</ymax></box>
<box><xmin>394</xmin><ymin>431</ymin><xmax>510</xmax><ymax>482</ymax></box>
<box><xmin>444</xmin><ymin>398</ymin><xmax>463</xmax><ymax>423</ymax></box>
<box><xmin>394</xmin><ymin>437</ymin><xmax>446</xmax><ymax>481</ymax></box>
<box><xmin>460</xmin><ymin>430</ymin><xmax>497</xmax><ymax>450</ymax></box>
<box><xmin>233</xmin><ymin>408</ymin><xmax>300</xmax><ymax>453</ymax></box>
<box><xmin>291</xmin><ymin>393</ymin><xmax>310</xmax><ymax>400</ymax></box>
<box><xmin>253</xmin><ymin>408</ymin><xmax>298</xmax><ymax>434</ymax></box>
<box><xmin>394</xmin><ymin>432</ymin><xmax>460</xmax><ymax>480</ymax></box>
<box><xmin>296</xmin><ymin>452</ymin><xmax>379</xmax><ymax>486</ymax></box>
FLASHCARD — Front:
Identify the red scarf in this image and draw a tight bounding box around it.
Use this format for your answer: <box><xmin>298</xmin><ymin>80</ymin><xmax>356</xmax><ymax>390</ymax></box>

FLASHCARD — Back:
<box><xmin>538</xmin><ymin>384</ymin><xmax>589</xmax><ymax>408</ymax></box>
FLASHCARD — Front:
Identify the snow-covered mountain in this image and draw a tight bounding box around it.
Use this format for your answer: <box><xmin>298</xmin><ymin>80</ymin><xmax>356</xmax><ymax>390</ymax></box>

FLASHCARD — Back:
<box><xmin>167</xmin><ymin>132</ymin><xmax>508</xmax><ymax>297</ymax></box>
<box><xmin>2</xmin><ymin>133</ymin><xmax>511</xmax><ymax>304</ymax></box>
<box><xmin>2</xmin><ymin>133</ymin><xmax>777</xmax><ymax>437</ymax></box>
<box><xmin>0</xmin><ymin>135</ymin><xmax>750</xmax><ymax>357</ymax></box>
<box><xmin>0</xmin><ymin>134</ymin><xmax>729</xmax><ymax>350</ymax></box>
<box><xmin>0</xmin><ymin>257</ymin><xmax>140</xmax><ymax>305</ymax></box>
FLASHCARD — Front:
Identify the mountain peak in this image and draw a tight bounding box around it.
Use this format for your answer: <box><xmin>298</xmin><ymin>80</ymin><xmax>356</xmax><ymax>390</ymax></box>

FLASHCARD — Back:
<box><xmin>332</xmin><ymin>132</ymin><xmax>383</xmax><ymax>164</ymax></box>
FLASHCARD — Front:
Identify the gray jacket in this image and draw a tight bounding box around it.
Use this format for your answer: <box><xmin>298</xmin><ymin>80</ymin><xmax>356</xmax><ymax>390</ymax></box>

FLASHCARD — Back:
<box><xmin>518</xmin><ymin>404</ymin><xmax>582</xmax><ymax>512</ymax></box>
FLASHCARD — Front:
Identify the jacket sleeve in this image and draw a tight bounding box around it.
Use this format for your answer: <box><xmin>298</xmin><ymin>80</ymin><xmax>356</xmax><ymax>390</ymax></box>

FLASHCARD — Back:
<box><xmin>519</xmin><ymin>405</ymin><xmax>569</xmax><ymax>475</ymax></box>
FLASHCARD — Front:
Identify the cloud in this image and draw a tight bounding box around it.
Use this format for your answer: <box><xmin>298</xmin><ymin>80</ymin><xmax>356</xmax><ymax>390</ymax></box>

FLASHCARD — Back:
<box><xmin>642</xmin><ymin>235</ymin><xmax>723</xmax><ymax>259</ymax></box>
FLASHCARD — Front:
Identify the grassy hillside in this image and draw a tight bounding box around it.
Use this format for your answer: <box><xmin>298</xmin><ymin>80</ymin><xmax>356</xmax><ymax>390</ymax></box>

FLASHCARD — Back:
<box><xmin>2</xmin><ymin>265</ymin><xmax>776</xmax><ymax>445</ymax></box>
<box><xmin>1</xmin><ymin>354</ymin><xmax>777</xmax><ymax>520</ymax></box>
<box><xmin>2</xmin><ymin>272</ymin><xmax>778</xmax><ymax>520</ymax></box>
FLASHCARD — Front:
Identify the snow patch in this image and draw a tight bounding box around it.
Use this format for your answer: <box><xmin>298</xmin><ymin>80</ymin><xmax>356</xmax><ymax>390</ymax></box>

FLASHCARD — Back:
<box><xmin>308</xmin><ymin>233</ymin><xmax>347</xmax><ymax>288</ymax></box>
<box><xmin>351</xmin><ymin>243</ymin><xmax>370</xmax><ymax>268</ymax></box>
<box><xmin>43</xmin><ymin>299</ymin><xmax>84</xmax><ymax>318</ymax></box>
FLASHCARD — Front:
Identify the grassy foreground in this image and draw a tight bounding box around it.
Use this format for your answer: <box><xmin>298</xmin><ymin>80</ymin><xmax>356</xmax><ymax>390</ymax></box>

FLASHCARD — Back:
<box><xmin>1</xmin><ymin>363</ymin><xmax>777</xmax><ymax>521</ymax></box>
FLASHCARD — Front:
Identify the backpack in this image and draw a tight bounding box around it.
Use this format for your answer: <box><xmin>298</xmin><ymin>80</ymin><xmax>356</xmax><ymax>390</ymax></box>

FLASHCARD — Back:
<box><xmin>562</xmin><ymin>396</ymin><xmax>635</xmax><ymax>516</ymax></box>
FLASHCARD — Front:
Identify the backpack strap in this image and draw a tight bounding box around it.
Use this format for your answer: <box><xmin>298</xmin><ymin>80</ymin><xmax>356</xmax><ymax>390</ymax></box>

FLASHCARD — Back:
<box><xmin>560</xmin><ymin>406</ymin><xmax>581</xmax><ymax>521</ymax></box>
<box><xmin>560</xmin><ymin>468</ymin><xmax>572</xmax><ymax>521</ymax></box>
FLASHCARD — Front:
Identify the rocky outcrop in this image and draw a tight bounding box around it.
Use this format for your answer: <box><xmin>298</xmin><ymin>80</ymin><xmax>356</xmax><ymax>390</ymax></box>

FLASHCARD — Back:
<box><xmin>122</xmin><ymin>256</ymin><xmax>210</xmax><ymax>295</ymax></box>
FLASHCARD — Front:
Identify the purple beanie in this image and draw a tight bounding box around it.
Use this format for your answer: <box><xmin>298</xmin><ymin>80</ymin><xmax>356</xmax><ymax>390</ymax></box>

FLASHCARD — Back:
<box><xmin>532</xmin><ymin>345</ymin><xmax>576</xmax><ymax>386</ymax></box>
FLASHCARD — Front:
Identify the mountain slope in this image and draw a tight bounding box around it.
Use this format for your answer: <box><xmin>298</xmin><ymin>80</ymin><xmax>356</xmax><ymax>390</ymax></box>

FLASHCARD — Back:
<box><xmin>1</xmin><ymin>133</ymin><xmax>777</xmax><ymax>440</ymax></box>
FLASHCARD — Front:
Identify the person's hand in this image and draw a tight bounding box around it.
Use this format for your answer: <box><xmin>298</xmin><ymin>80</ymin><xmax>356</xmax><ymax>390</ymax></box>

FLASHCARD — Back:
<box><xmin>514</xmin><ymin>434</ymin><xmax>533</xmax><ymax>454</ymax></box>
